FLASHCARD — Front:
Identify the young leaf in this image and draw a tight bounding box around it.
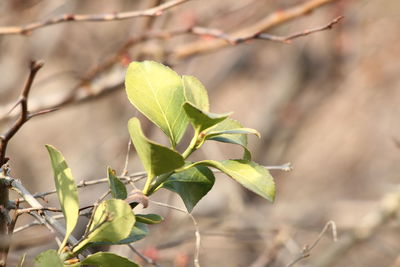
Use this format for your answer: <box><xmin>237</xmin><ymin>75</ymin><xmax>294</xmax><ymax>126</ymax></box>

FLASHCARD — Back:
<box><xmin>196</xmin><ymin>160</ymin><xmax>275</xmax><ymax>202</ymax></box>
<box><xmin>125</xmin><ymin>61</ymin><xmax>188</xmax><ymax>147</ymax></box>
<box><xmin>45</xmin><ymin>145</ymin><xmax>79</xmax><ymax>251</ymax></box>
<box><xmin>128</xmin><ymin>117</ymin><xmax>185</xmax><ymax>179</ymax></box>
<box><xmin>34</xmin><ymin>250</ymin><xmax>63</xmax><ymax>267</ymax></box>
<box><xmin>136</xmin><ymin>214</ymin><xmax>164</xmax><ymax>224</ymax></box>
<box><xmin>205</xmin><ymin>119</ymin><xmax>259</xmax><ymax>160</ymax></box>
<box><xmin>183</xmin><ymin>102</ymin><xmax>231</xmax><ymax>133</ymax></box>
<box><xmin>72</xmin><ymin>199</ymin><xmax>135</xmax><ymax>253</ymax></box>
<box><xmin>160</xmin><ymin>165</ymin><xmax>215</xmax><ymax>212</ymax></box>
<box><xmin>79</xmin><ymin>252</ymin><xmax>138</xmax><ymax>267</ymax></box>
<box><xmin>183</xmin><ymin>75</ymin><xmax>209</xmax><ymax>111</ymax></box>
<box><xmin>107</xmin><ymin>167</ymin><xmax>127</xmax><ymax>199</ymax></box>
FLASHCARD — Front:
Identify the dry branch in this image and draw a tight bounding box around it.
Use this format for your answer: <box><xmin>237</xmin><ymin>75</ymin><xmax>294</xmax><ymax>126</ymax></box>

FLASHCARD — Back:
<box><xmin>0</xmin><ymin>0</ymin><xmax>339</xmax><ymax>124</ymax></box>
<box><xmin>310</xmin><ymin>187</ymin><xmax>400</xmax><ymax>267</ymax></box>
<box><xmin>0</xmin><ymin>0</ymin><xmax>189</xmax><ymax>35</ymax></box>
<box><xmin>170</xmin><ymin>0</ymin><xmax>338</xmax><ymax>60</ymax></box>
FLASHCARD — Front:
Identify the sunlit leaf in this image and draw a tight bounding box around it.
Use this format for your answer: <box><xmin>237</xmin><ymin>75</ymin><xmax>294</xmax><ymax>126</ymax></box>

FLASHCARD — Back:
<box><xmin>72</xmin><ymin>199</ymin><xmax>135</xmax><ymax>253</ymax></box>
<box><xmin>79</xmin><ymin>252</ymin><xmax>138</xmax><ymax>267</ymax></box>
<box><xmin>183</xmin><ymin>75</ymin><xmax>209</xmax><ymax>111</ymax></box>
<box><xmin>160</xmin><ymin>165</ymin><xmax>215</xmax><ymax>212</ymax></box>
<box><xmin>205</xmin><ymin>119</ymin><xmax>259</xmax><ymax>160</ymax></box>
<box><xmin>45</xmin><ymin>145</ymin><xmax>79</xmax><ymax>251</ymax></box>
<box><xmin>136</xmin><ymin>214</ymin><xmax>164</xmax><ymax>224</ymax></box>
<box><xmin>34</xmin><ymin>250</ymin><xmax>62</xmax><ymax>267</ymax></box>
<box><xmin>195</xmin><ymin>160</ymin><xmax>275</xmax><ymax>202</ymax></box>
<box><xmin>128</xmin><ymin>117</ymin><xmax>184</xmax><ymax>179</ymax></box>
<box><xmin>107</xmin><ymin>167</ymin><xmax>127</xmax><ymax>199</ymax></box>
<box><xmin>183</xmin><ymin>102</ymin><xmax>231</xmax><ymax>133</ymax></box>
<box><xmin>125</xmin><ymin>61</ymin><xmax>188</xmax><ymax>147</ymax></box>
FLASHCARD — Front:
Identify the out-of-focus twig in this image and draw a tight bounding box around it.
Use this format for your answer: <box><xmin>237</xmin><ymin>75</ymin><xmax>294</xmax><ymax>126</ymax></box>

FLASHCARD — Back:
<box><xmin>127</xmin><ymin>244</ymin><xmax>161</xmax><ymax>267</ymax></box>
<box><xmin>0</xmin><ymin>0</ymin><xmax>339</xmax><ymax>124</ymax></box>
<box><xmin>287</xmin><ymin>221</ymin><xmax>337</xmax><ymax>267</ymax></box>
<box><xmin>250</xmin><ymin>227</ymin><xmax>291</xmax><ymax>267</ymax></box>
<box><xmin>151</xmin><ymin>200</ymin><xmax>201</xmax><ymax>267</ymax></box>
<box><xmin>171</xmin><ymin>0</ymin><xmax>338</xmax><ymax>60</ymax></box>
<box><xmin>310</xmin><ymin>187</ymin><xmax>400</xmax><ymax>267</ymax></box>
<box><xmin>0</xmin><ymin>0</ymin><xmax>190</xmax><ymax>35</ymax></box>
<box><xmin>190</xmin><ymin>16</ymin><xmax>343</xmax><ymax>45</ymax></box>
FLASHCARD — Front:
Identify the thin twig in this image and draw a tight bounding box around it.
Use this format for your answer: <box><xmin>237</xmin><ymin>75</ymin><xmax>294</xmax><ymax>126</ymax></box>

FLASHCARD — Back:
<box><xmin>121</xmin><ymin>139</ymin><xmax>132</xmax><ymax>176</ymax></box>
<box><xmin>171</xmin><ymin>0</ymin><xmax>338</xmax><ymax>60</ymax></box>
<box><xmin>6</xmin><ymin>176</ymin><xmax>79</xmax><ymax>246</ymax></box>
<box><xmin>0</xmin><ymin>0</ymin><xmax>190</xmax><ymax>35</ymax></box>
<box><xmin>0</xmin><ymin>0</ymin><xmax>339</xmax><ymax>124</ymax></box>
<box><xmin>189</xmin><ymin>16</ymin><xmax>343</xmax><ymax>45</ymax></box>
<box><xmin>0</xmin><ymin>61</ymin><xmax>44</xmax><ymax>165</ymax></box>
<box><xmin>287</xmin><ymin>221</ymin><xmax>337</xmax><ymax>267</ymax></box>
<box><xmin>127</xmin><ymin>244</ymin><xmax>161</xmax><ymax>267</ymax></box>
<box><xmin>310</xmin><ymin>187</ymin><xmax>400</xmax><ymax>267</ymax></box>
<box><xmin>151</xmin><ymin>200</ymin><xmax>201</xmax><ymax>267</ymax></box>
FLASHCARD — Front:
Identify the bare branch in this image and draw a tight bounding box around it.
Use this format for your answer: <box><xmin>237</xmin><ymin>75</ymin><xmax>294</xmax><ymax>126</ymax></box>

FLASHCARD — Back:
<box><xmin>127</xmin><ymin>244</ymin><xmax>161</xmax><ymax>267</ymax></box>
<box><xmin>0</xmin><ymin>0</ymin><xmax>189</xmax><ymax>35</ymax></box>
<box><xmin>170</xmin><ymin>0</ymin><xmax>338</xmax><ymax>60</ymax></box>
<box><xmin>287</xmin><ymin>221</ymin><xmax>337</xmax><ymax>267</ymax></box>
<box><xmin>190</xmin><ymin>16</ymin><xmax>343</xmax><ymax>45</ymax></box>
<box><xmin>0</xmin><ymin>61</ymin><xmax>43</xmax><ymax>165</ymax></box>
<box><xmin>151</xmin><ymin>200</ymin><xmax>201</xmax><ymax>267</ymax></box>
<box><xmin>5</xmin><ymin>176</ymin><xmax>79</xmax><ymax>246</ymax></box>
<box><xmin>310</xmin><ymin>187</ymin><xmax>400</xmax><ymax>267</ymax></box>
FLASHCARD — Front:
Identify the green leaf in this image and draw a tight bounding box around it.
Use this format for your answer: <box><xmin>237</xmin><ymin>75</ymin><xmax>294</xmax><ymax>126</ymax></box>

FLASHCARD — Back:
<box><xmin>125</xmin><ymin>61</ymin><xmax>188</xmax><ymax>147</ymax></box>
<box><xmin>205</xmin><ymin>119</ymin><xmax>259</xmax><ymax>160</ymax></box>
<box><xmin>118</xmin><ymin>222</ymin><xmax>149</xmax><ymax>243</ymax></box>
<box><xmin>45</xmin><ymin>145</ymin><xmax>79</xmax><ymax>251</ymax></box>
<box><xmin>34</xmin><ymin>250</ymin><xmax>62</xmax><ymax>267</ymax></box>
<box><xmin>90</xmin><ymin>221</ymin><xmax>149</xmax><ymax>246</ymax></box>
<box><xmin>107</xmin><ymin>167</ymin><xmax>127</xmax><ymax>199</ymax></box>
<box><xmin>195</xmin><ymin>160</ymin><xmax>275</xmax><ymax>202</ymax></box>
<box><xmin>128</xmin><ymin>117</ymin><xmax>185</xmax><ymax>180</ymax></box>
<box><xmin>160</xmin><ymin>165</ymin><xmax>215</xmax><ymax>212</ymax></box>
<box><xmin>183</xmin><ymin>75</ymin><xmax>209</xmax><ymax>111</ymax></box>
<box><xmin>79</xmin><ymin>252</ymin><xmax>138</xmax><ymax>267</ymax></box>
<box><xmin>183</xmin><ymin>102</ymin><xmax>231</xmax><ymax>133</ymax></box>
<box><xmin>136</xmin><ymin>214</ymin><xmax>164</xmax><ymax>224</ymax></box>
<box><xmin>72</xmin><ymin>199</ymin><xmax>135</xmax><ymax>253</ymax></box>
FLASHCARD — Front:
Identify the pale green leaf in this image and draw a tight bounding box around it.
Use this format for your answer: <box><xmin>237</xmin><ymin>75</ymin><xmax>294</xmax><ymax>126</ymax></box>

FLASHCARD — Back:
<box><xmin>195</xmin><ymin>160</ymin><xmax>275</xmax><ymax>202</ymax></box>
<box><xmin>160</xmin><ymin>165</ymin><xmax>215</xmax><ymax>212</ymax></box>
<box><xmin>107</xmin><ymin>167</ymin><xmax>127</xmax><ymax>199</ymax></box>
<box><xmin>136</xmin><ymin>214</ymin><xmax>164</xmax><ymax>224</ymax></box>
<box><xmin>79</xmin><ymin>252</ymin><xmax>138</xmax><ymax>267</ymax></box>
<box><xmin>34</xmin><ymin>250</ymin><xmax>62</xmax><ymax>267</ymax></box>
<box><xmin>128</xmin><ymin>117</ymin><xmax>185</xmax><ymax>179</ymax></box>
<box><xmin>90</xmin><ymin>221</ymin><xmax>149</xmax><ymax>245</ymax></box>
<box><xmin>183</xmin><ymin>102</ymin><xmax>231</xmax><ymax>133</ymax></box>
<box><xmin>183</xmin><ymin>75</ymin><xmax>209</xmax><ymax>111</ymax></box>
<box><xmin>205</xmin><ymin>119</ymin><xmax>259</xmax><ymax>160</ymax></box>
<box><xmin>45</xmin><ymin>145</ymin><xmax>79</xmax><ymax>251</ymax></box>
<box><xmin>72</xmin><ymin>199</ymin><xmax>135</xmax><ymax>253</ymax></box>
<box><xmin>125</xmin><ymin>61</ymin><xmax>188</xmax><ymax>147</ymax></box>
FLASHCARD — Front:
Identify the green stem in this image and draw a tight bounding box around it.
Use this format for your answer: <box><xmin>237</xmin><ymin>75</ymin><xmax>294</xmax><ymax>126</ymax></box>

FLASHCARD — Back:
<box><xmin>181</xmin><ymin>129</ymin><xmax>201</xmax><ymax>159</ymax></box>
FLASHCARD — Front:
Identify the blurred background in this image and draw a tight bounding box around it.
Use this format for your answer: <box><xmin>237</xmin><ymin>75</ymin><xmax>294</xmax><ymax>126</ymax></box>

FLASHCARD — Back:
<box><xmin>1</xmin><ymin>0</ymin><xmax>400</xmax><ymax>266</ymax></box>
